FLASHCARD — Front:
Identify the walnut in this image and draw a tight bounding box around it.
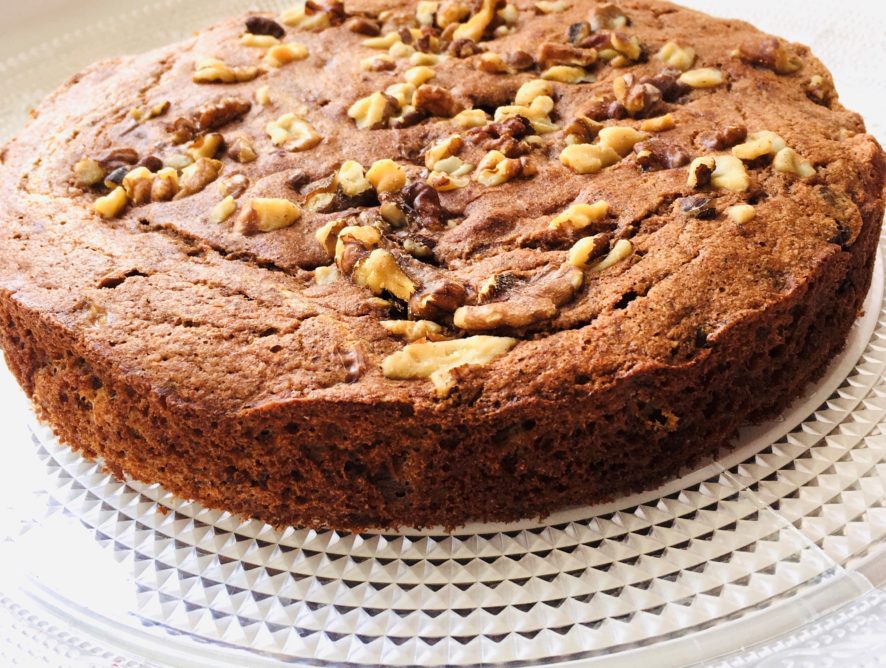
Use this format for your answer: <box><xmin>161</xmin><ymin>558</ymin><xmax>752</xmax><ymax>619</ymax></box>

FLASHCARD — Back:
<box><xmin>334</xmin><ymin>225</ymin><xmax>381</xmax><ymax>270</ymax></box>
<box><xmin>345</xmin><ymin>16</ymin><xmax>382</xmax><ymax>35</ymax></box>
<box><xmin>567</xmin><ymin>233</ymin><xmax>610</xmax><ymax>267</ymax></box>
<box><xmin>772</xmin><ymin>147</ymin><xmax>815</xmax><ymax>178</ymax></box>
<box><xmin>452</xmin><ymin>108</ymin><xmax>489</xmax><ymax>128</ymax></box>
<box><xmin>122</xmin><ymin>166</ymin><xmax>154</xmax><ymax>205</ymax></box>
<box><xmin>381</xmin><ymin>319</ymin><xmax>449</xmax><ymax>342</ymax></box>
<box><xmin>562</xmin><ymin>115</ymin><xmax>603</xmax><ymax>145</ymax></box>
<box><xmin>549</xmin><ymin>201</ymin><xmax>610</xmax><ymax>230</ymax></box>
<box><xmin>678</xmin><ymin>68</ymin><xmax>725</xmax><ymax>89</ymax></box>
<box><xmin>151</xmin><ymin>168</ymin><xmax>180</xmax><ymax>201</ymax></box>
<box><xmin>559</xmin><ymin>143</ymin><xmax>620</xmax><ymax>174</ymax></box>
<box><xmin>695</xmin><ymin>124</ymin><xmax>747</xmax><ymax>151</ymax></box>
<box><xmin>590</xmin><ymin>3</ymin><xmax>629</xmax><ymax>31</ymax></box>
<box><xmin>505</xmin><ymin>50</ymin><xmax>535</xmax><ymax>70</ymax></box>
<box><xmin>639</xmin><ymin>113</ymin><xmax>675</xmax><ymax>133</ymax></box>
<box><xmin>229</xmin><ymin>135</ymin><xmax>257</xmax><ymax>163</ymax></box>
<box><xmin>240</xmin><ymin>33</ymin><xmax>280</xmax><ymax>48</ymax></box>
<box><xmin>264</xmin><ymin>42</ymin><xmax>309</xmax><ymax>68</ymax></box>
<box><xmin>514</xmin><ymin>79</ymin><xmax>553</xmax><ymax>106</ymax></box>
<box><xmin>73</xmin><ymin>158</ymin><xmax>105</xmax><ymax>187</ymax></box>
<box><xmin>280</xmin><ymin>0</ymin><xmax>344</xmax><ymax>30</ymax></box>
<box><xmin>587</xmin><ymin>239</ymin><xmax>633</xmax><ymax>272</ymax></box>
<box><xmin>130</xmin><ymin>100</ymin><xmax>170</xmax><ymax>123</ymax></box>
<box><xmin>187</xmin><ymin>132</ymin><xmax>225</xmax><ymax>160</ymax></box>
<box><xmin>541</xmin><ymin>65</ymin><xmax>589</xmax><ymax>84</ymax></box>
<box><xmin>738</xmin><ymin>37</ymin><xmax>802</xmax><ymax>74</ymax></box>
<box><xmin>535</xmin><ymin>0</ymin><xmax>569</xmax><ymax>13</ymax></box>
<box><xmin>612</xmin><ymin>73</ymin><xmax>664</xmax><ymax>118</ymax></box>
<box><xmin>598</xmin><ymin>126</ymin><xmax>648</xmax><ymax>157</ymax></box>
<box><xmin>167</xmin><ymin>117</ymin><xmax>197</xmax><ymax>145</ymax></box>
<box><xmin>640</xmin><ymin>68</ymin><xmax>687</xmax><ymax>102</ymax></box>
<box><xmin>475</xmin><ymin>150</ymin><xmax>527</xmax><ymax>186</ymax></box>
<box><xmin>209</xmin><ymin>196</ymin><xmax>237</xmax><ymax>224</ymax></box>
<box><xmin>731</xmin><ymin>131</ymin><xmax>787</xmax><ymax>161</ymax></box>
<box><xmin>235</xmin><ymin>197</ymin><xmax>302</xmax><ymax>235</ymax></box>
<box><xmin>726</xmin><ymin>204</ymin><xmax>756</xmax><ymax>224</ymax></box>
<box><xmin>806</xmin><ymin>74</ymin><xmax>835</xmax><ymax>106</ymax></box>
<box><xmin>266</xmin><ymin>113</ymin><xmax>322</xmax><ymax>149</ymax></box>
<box><xmin>337</xmin><ymin>160</ymin><xmax>373</xmax><ymax>197</ymax></box>
<box><xmin>633</xmin><ymin>138</ymin><xmax>690</xmax><ymax>171</ymax></box>
<box><xmin>603</xmin><ymin>32</ymin><xmax>644</xmax><ymax>67</ymax></box>
<box><xmin>366</xmin><ymin>159</ymin><xmax>406</xmax><ymax>193</ymax></box>
<box><xmin>448</xmin><ymin>38</ymin><xmax>485</xmax><ymax>58</ymax></box>
<box><xmin>193</xmin><ymin>97</ymin><xmax>252</xmax><ymax>132</ymax></box>
<box><xmin>494</xmin><ymin>95</ymin><xmax>558</xmax><ymax>134</ymax></box>
<box><xmin>97</xmin><ymin>148</ymin><xmax>139</xmax><ymax>170</ymax></box>
<box><xmin>537</xmin><ymin>43</ymin><xmax>597</xmax><ymax>68</ymax></box>
<box><xmin>381</xmin><ymin>335</ymin><xmax>517</xmax><ymax>396</ymax></box>
<box><xmin>314</xmin><ymin>265</ymin><xmax>340</xmax><ymax>285</ymax></box>
<box><xmin>402</xmin><ymin>182</ymin><xmax>446</xmax><ymax>227</ymax></box>
<box><xmin>656</xmin><ymin>41</ymin><xmax>695</xmax><ymax>71</ymax></box>
<box><xmin>678</xmin><ymin>195</ymin><xmax>715</xmax><ymax>219</ymax></box>
<box><xmin>360</xmin><ymin>53</ymin><xmax>395</xmax><ymax>72</ymax></box>
<box><xmin>351</xmin><ymin>249</ymin><xmax>416</xmax><ymax>301</ymax></box>
<box><xmin>192</xmin><ymin>57</ymin><xmax>262</xmax><ymax>84</ymax></box>
<box><xmin>413</xmin><ymin>84</ymin><xmax>464</xmax><ymax>117</ymax></box>
<box><xmin>347</xmin><ymin>92</ymin><xmax>400</xmax><ymax>129</ymax></box>
<box><xmin>218</xmin><ymin>173</ymin><xmax>250</xmax><ymax>199</ymax></box>
<box><xmin>405</xmin><ymin>65</ymin><xmax>436</xmax><ymax>86</ymax></box>
<box><xmin>452</xmin><ymin>0</ymin><xmax>498</xmax><ymax>42</ymax></box>
<box><xmin>93</xmin><ymin>187</ymin><xmax>128</xmax><ymax>218</ymax></box>
<box><xmin>409</xmin><ymin>279</ymin><xmax>468</xmax><ymax>318</ymax></box>
<box><xmin>314</xmin><ymin>219</ymin><xmax>349</xmax><ymax>256</ymax></box>
<box><xmin>245</xmin><ymin>15</ymin><xmax>286</xmax><ymax>38</ymax></box>
<box><xmin>175</xmin><ymin>158</ymin><xmax>223</xmax><ymax>198</ymax></box>
<box><xmin>687</xmin><ymin>155</ymin><xmax>749</xmax><ymax>192</ymax></box>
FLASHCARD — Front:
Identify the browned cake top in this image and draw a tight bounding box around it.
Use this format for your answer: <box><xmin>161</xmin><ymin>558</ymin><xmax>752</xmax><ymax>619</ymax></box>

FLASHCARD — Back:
<box><xmin>0</xmin><ymin>0</ymin><xmax>882</xmax><ymax>416</ymax></box>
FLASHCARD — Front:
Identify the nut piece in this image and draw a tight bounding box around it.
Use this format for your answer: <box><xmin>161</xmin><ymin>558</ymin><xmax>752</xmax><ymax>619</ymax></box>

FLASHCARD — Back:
<box><xmin>209</xmin><ymin>196</ymin><xmax>237</xmax><ymax>224</ymax></box>
<box><xmin>381</xmin><ymin>335</ymin><xmax>517</xmax><ymax>395</ymax></box>
<box><xmin>588</xmin><ymin>239</ymin><xmax>633</xmax><ymax>273</ymax></box>
<box><xmin>217</xmin><ymin>173</ymin><xmax>249</xmax><ymax>199</ymax></box>
<box><xmin>264</xmin><ymin>42</ymin><xmax>309</xmax><ymax>68</ymax></box>
<box><xmin>598</xmin><ymin>126</ymin><xmax>648</xmax><ymax>157</ymax></box>
<box><xmin>634</xmin><ymin>138</ymin><xmax>690</xmax><ymax>171</ymax></box>
<box><xmin>194</xmin><ymin>97</ymin><xmax>252</xmax><ymax>131</ymax></box>
<box><xmin>245</xmin><ymin>15</ymin><xmax>286</xmax><ymax>38</ymax></box>
<box><xmin>687</xmin><ymin>155</ymin><xmax>749</xmax><ymax>192</ymax></box>
<box><xmin>193</xmin><ymin>57</ymin><xmax>262</xmax><ymax>84</ymax></box>
<box><xmin>405</xmin><ymin>65</ymin><xmax>436</xmax><ymax>86</ymax></box>
<box><xmin>235</xmin><ymin>197</ymin><xmax>302</xmax><ymax>235</ymax></box>
<box><xmin>176</xmin><ymin>158</ymin><xmax>224</xmax><ymax>198</ymax></box>
<box><xmin>240</xmin><ymin>33</ymin><xmax>280</xmax><ymax>48</ymax></box>
<box><xmin>425</xmin><ymin>134</ymin><xmax>464</xmax><ymax>169</ymax></box>
<box><xmin>413</xmin><ymin>84</ymin><xmax>464</xmax><ymax>117</ymax></box>
<box><xmin>772</xmin><ymin>147</ymin><xmax>815</xmax><ymax>178</ymax></box>
<box><xmin>541</xmin><ymin>65</ymin><xmax>589</xmax><ymax>84</ymax></box>
<box><xmin>726</xmin><ymin>204</ymin><xmax>756</xmax><ymax>224</ymax></box>
<box><xmin>279</xmin><ymin>1</ymin><xmax>342</xmax><ymax>31</ymax></box>
<box><xmin>121</xmin><ymin>166</ymin><xmax>155</xmax><ymax>205</ymax></box>
<box><xmin>514</xmin><ymin>79</ymin><xmax>553</xmax><ymax>106</ymax></box>
<box><xmin>590</xmin><ymin>3</ymin><xmax>628</xmax><ymax>30</ymax></box>
<box><xmin>452</xmin><ymin>109</ymin><xmax>489</xmax><ymax>128</ymax></box>
<box><xmin>535</xmin><ymin>0</ymin><xmax>570</xmax><ymax>13</ymax></box>
<box><xmin>187</xmin><ymin>133</ymin><xmax>225</xmax><ymax>161</ymax></box>
<box><xmin>563</xmin><ymin>115</ymin><xmax>603</xmax><ymax>145</ymax></box>
<box><xmin>452</xmin><ymin>0</ymin><xmax>498</xmax><ymax>42</ymax></box>
<box><xmin>315</xmin><ymin>219</ymin><xmax>349</xmax><ymax>256</ymax></box>
<box><xmin>537</xmin><ymin>43</ymin><xmax>597</xmax><ymax>68</ymax></box>
<box><xmin>696</xmin><ymin>124</ymin><xmax>747</xmax><ymax>151</ymax></box>
<box><xmin>731</xmin><ymin>130</ymin><xmax>787</xmax><ymax>161</ymax></box>
<box><xmin>549</xmin><ymin>201</ymin><xmax>609</xmax><ymax>230</ymax></box>
<box><xmin>639</xmin><ymin>113</ymin><xmax>675</xmax><ymax>133</ymax></box>
<box><xmin>559</xmin><ymin>143</ymin><xmax>620</xmax><ymax>174</ymax></box>
<box><xmin>475</xmin><ymin>150</ymin><xmax>526</xmax><ymax>186</ymax></box>
<box><xmin>678</xmin><ymin>68</ymin><xmax>725</xmax><ymax>89</ymax></box>
<box><xmin>334</xmin><ymin>225</ymin><xmax>382</xmax><ymax>266</ymax></box>
<box><xmin>229</xmin><ymin>135</ymin><xmax>258</xmax><ymax>163</ymax></box>
<box><xmin>477</xmin><ymin>52</ymin><xmax>511</xmax><ymax>74</ymax></box>
<box><xmin>494</xmin><ymin>95</ymin><xmax>558</xmax><ymax>134</ymax></box>
<box><xmin>74</xmin><ymin>158</ymin><xmax>105</xmax><ymax>187</ymax></box>
<box><xmin>381</xmin><ymin>319</ymin><xmax>448</xmax><ymax>342</ymax></box>
<box><xmin>348</xmin><ymin>92</ymin><xmax>399</xmax><ymax>129</ymax></box>
<box><xmin>657</xmin><ymin>41</ymin><xmax>696</xmax><ymax>71</ymax></box>
<box><xmin>266</xmin><ymin>113</ymin><xmax>322</xmax><ymax>150</ymax></box>
<box><xmin>366</xmin><ymin>159</ymin><xmax>406</xmax><ymax>193</ymax></box>
<box><xmin>151</xmin><ymin>168</ymin><xmax>180</xmax><ymax>201</ymax></box>
<box><xmin>806</xmin><ymin>74</ymin><xmax>835</xmax><ymax>105</ymax></box>
<box><xmin>352</xmin><ymin>249</ymin><xmax>416</xmax><ymax>300</ymax></box>
<box><xmin>738</xmin><ymin>37</ymin><xmax>802</xmax><ymax>74</ymax></box>
<box><xmin>93</xmin><ymin>187</ymin><xmax>128</xmax><ymax>218</ymax></box>
<box><xmin>314</xmin><ymin>265</ymin><xmax>340</xmax><ymax>285</ymax></box>
<box><xmin>337</xmin><ymin>160</ymin><xmax>373</xmax><ymax>197</ymax></box>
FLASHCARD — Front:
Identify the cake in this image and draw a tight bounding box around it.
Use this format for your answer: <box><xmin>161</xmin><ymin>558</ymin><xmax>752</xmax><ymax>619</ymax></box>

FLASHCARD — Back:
<box><xmin>0</xmin><ymin>0</ymin><xmax>882</xmax><ymax>531</ymax></box>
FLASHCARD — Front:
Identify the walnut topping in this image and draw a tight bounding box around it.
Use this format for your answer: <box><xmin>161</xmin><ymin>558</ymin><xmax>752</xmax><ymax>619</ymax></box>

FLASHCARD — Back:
<box><xmin>549</xmin><ymin>201</ymin><xmax>610</xmax><ymax>230</ymax></box>
<box><xmin>366</xmin><ymin>159</ymin><xmax>406</xmax><ymax>193</ymax></box>
<box><xmin>279</xmin><ymin>0</ymin><xmax>344</xmax><ymax>31</ymax></box>
<box><xmin>334</xmin><ymin>225</ymin><xmax>381</xmax><ymax>267</ymax></box>
<box><xmin>337</xmin><ymin>160</ymin><xmax>373</xmax><ymax>197</ymax></box>
<box><xmin>731</xmin><ymin>130</ymin><xmax>787</xmax><ymax>161</ymax></box>
<box><xmin>806</xmin><ymin>74</ymin><xmax>835</xmax><ymax>105</ymax></box>
<box><xmin>639</xmin><ymin>113</ymin><xmax>675</xmax><ymax>133</ymax></box>
<box><xmin>315</xmin><ymin>219</ymin><xmax>349</xmax><ymax>256</ymax></box>
<box><xmin>381</xmin><ymin>335</ymin><xmax>517</xmax><ymax>395</ymax></box>
<box><xmin>598</xmin><ymin>126</ymin><xmax>648</xmax><ymax>157</ymax></box>
<box><xmin>696</xmin><ymin>124</ymin><xmax>747</xmax><ymax>151</ymax></box>
<box><xmin>687</xmin><ymin>155</ymin><xmax>749</xmax><ymax>192</ymax></box>
<box><xmin>193</xmin><ymin>97</ymin><xmax>252</xmax><ymax>132</ymax></box>
<box><xmin>590</xmin><ymin>3</ymin><xmax>628</xmax><ymax>31</ymax></box>
<box><xmin>235</xmin><ymin>197</ymin><xmax>301</xmax><ymax>235</ymax></box>
<box><xmin>381</xmin><ymin>319</ymin><xmax>449</xmax><ymax>342</ymax></box>
<box><xmin>584</xmin><ymin>238</ymin><xmax>633</xmax><ymax>272</ymax></box>
<box><xmin>263</xmin><ymin>42</ymin><xmax>309</xmax><ymax>68</ymax></box>
<box><xmin>537</xmin><ymin>43</ymin><xmax>597</xmax><ymax>69</ymax></box>
<box><xmin>541</xmin><ymin>65</ymin><xmax>591</xmax><ymax>84</ymax></box>
<box><xmin>477</xmin><ymin>52</ymin><xmax>511</xmax><ymax>74</ymax></box>
<box><xmin>93</xmin><ymin>187</ymin><xmax>128</xmax><ymax>218</ymax></box>
<box><xmin>427</xmin><ymin>169</ymin><xmax>471</xmax><ymax>191</ymax></box>
<box><xmin>187</xmin><ymin>132</ymin><xmax>225</xmax><ymax>161</ymax></box>
<box><xmin>738</xmin><ymin>37</ymin><xmax>802</xmax><ymax>74</ymax></box>
<box><xmin>452</xmin><ymin>0</ymin><xmax>498</xmax><ymax>42</ymax></box>
<box><xmin>245</xmin><ymin>15</ymin><xmax>286</xmax><ymax>38</ymax></box>
<box><xmin>151</xmin><ymin>168</ymin><xmax>180</xmax><ymax>201</ymax></box>
<box><xmin>405</xmin><ymin>65</ymin><xmax>436</xmax><ymax>86</ymax></box>
<box><xmin>121</xmin><ymin>166</ymin><xmax>155</xmax><ymax>205</ymax></box>
<box><xmin>678</xmin><ymin>68</ymin><xmax>725</xmax><ymax>89</ymax></box>
<box><xmin>634</xmin><ymin>138</ymin><xmax>690</xmax><ymax>171</ymax></box>
<box><xmin>726</xmin><ymin>204</ymin><xmax>756</xmax><ymax>224</ymax></box>
<box><xmin>613</xmin><ymin>73</ymin><xmax>664</xmax><ymax>118</ymax></box>
<box><xmin>413</xmin><ymin>84</ymin><xmax>464</xmax><ymax>117</ymax></box>
<box><xmin>567</xmin><ymin>234</ymin><xmax>610</xmax><ymax>267</ymax></box>
<box><xmin>176</xmin><ymin>158</ymin><xmax>223</xmax><ymax>198</ymax></box>
<box><xmin>514</xmin><ymin>79</ymin><xmax>553</xmax><ymax>107</ymax></box>
<box><xmin>209</xmin><ymin>196</ymin><xmax>237</xmax><ymax>224</ymax></box>
<box><xmin>559</xmin><ymin>143</ymin><xmax>620</xmax><ymax>174</ymax></box>
<box><xmin>437</xmin><ymin>1</ymin><xmax>472</xmax><ymax>28</ymax></box>
<box><xmin>452</xmin><ymin>108</ymin><xmax>489</xmax><ymax>128</ymax></box>
<box><xmin>563</xmin><ymin>115</ymin><xmax>603</xmax><ymax>145</ymax></box>
<box><xmin>476</xmin><ymin>150</ymin><xmax>529</xmax><ymax>186</ymax></box>
<box><xmin>346</xmin><ymin>16</ymin><xmax>381</xmax><ymax>35</ymax></box>
<box><xmin>266</xmin><ymin>113</ymin><xmax>322</xmax><ymax>149</ymax></box>
<box><xmin>535</xmin><ymin>0</ymin><xmax>570</xmax><ymax>13</ymax></box>
<box><xmin>601</xmin><ymin>32</ymin><xmax>643</xmax><ymax>67</ymax></box>
<box><xmin>193</xmin><ymin>57</ymin><xmax>262</xmax><ymax>84</ymax></box>
<box><xmin>229</xmin><ymin>135</ymin><xmax>257</xmax><ymax>163</ymax></box>
<box><xmin>411</xmin><ymin>279</ymin><xmax>468</xmax><ymax>317</ymax></box>
<box><xmin>314</xmin><ymin>265</ymin><xmax>340</xmax><ymax>285</ymax></box>
<box><xmin>656</xmin><ymin>41</ymin><xmax>696</xmax><ymax>71</ymax></box>
<box><xmin>348</xmin><ymin>92</ymin><xmax>399</xmax><ymax>129</ymax></box>
<box><xmin>448</xmin><ymin>38</ymin><xmax>484</xmax><ymax>58</ymax></box>
<box><xmin>240</xmin><ymin>34</ymin><xmax>280</xmax><ymax>48</ymax></box>
<box><xmin>74</xmin><ymin>158</ymin><xmax>105</xmax><ymax>187</ymax></box>
<box><xmin>352</xmin><ymin>249</ymin><xmax>416</xmax><ymax>300</ymax></box>
<box><xmin>402</xmin><ymin>182</ymin><xmax>446</xmax><ymax>228</ymax></box>
<box><xmin>424</xmin><ymin>134</ymin><xmax>464</xmax><ymax>169</ymax></box>
<box><xmin>362</xmin><ymin>31</ymin><xmax>402</xmax><ymax>49</ymax></box>
<box><xmin>495</xmin><ymin>95</ymin><xmax>558</xmax><ymax>134</ymax></box>
<box><xmin>772</xmin><ymin>147</ymin><xmax>815</xmax><ymax>178</ymax></box>
<box><xmin>130</xmin><ymin>101</ymin><xmax>170</xmax><ymax>123</ymax></box>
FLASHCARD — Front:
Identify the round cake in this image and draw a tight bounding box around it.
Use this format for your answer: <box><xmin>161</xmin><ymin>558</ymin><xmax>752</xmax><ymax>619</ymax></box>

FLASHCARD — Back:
<box><xmin>0</xmin><ymin>0</ymin><xmax>883</xmax><ymax>530</ymax></box>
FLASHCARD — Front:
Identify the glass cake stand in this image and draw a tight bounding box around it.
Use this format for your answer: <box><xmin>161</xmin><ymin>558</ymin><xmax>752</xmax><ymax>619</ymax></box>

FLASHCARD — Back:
<box><xmin>1</xmin><ymin>1</ymin><xmax>885</xmax><ymax>666</ymax></box>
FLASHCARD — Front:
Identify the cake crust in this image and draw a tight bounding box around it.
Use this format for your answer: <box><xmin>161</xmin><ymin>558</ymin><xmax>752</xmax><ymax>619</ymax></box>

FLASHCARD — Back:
<box><xmin>0</xmin><ymin>0</ymin><xmax>883</xmax><ymax>529</ymax></box>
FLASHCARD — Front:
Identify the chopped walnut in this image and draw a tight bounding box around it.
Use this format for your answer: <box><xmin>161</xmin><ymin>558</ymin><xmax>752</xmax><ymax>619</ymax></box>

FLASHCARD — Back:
<box><xmin>639</xmin><ymin>113</ymin><xmax>675</xmax><ymax>133</ymax></box>
<box><xmin>452</xmin><ymin>0</ymin><xmax>498</xmax><ymax>42</ymax></box>
<box><xmin>240</xmin><ymin>34</ymin><xmax>280</xmax><ymax>48</ymax></box>
<box><xmin>413</xmin><ymin>84</ymin><xmax>464</xmax><ymax>117</ymax></box>
<box><xmin>74</xmin><ymin>158</ymin><xmax>105</xmax><ymax>187</ymax></box>
<box><xmin>279</xmin><ymin>0</ymin><xmax>344</xmax><ymax>31</ymax></box>
<box><xmin>563</xmin><ymin>115</ymin><xmax>603</xmax><ymax>145</ymax></box>
<box><xmin>345</xmin><ymin>16</ymin><xmax>381</xmax><ymax>35</ymax></box>
<box><xmin>731</xmin><ymin>130</ymin><xmax>787</xmax><ymax>161</ymax></box>
<box><xmin>352</xmin><ymin>249</ymin><xmax>416</xmax><ymax>300</ymax></box>
<box><xmin>537</xmin><ymin>43</ymin><xmax>597</xmax><ymax>69</ymax></box>
<box><xmin>588</xmin><ymin>238</ymin><xmax>633</xmax><ymax>273</ymax></box>
<box><xmin>633</xmin><ymin>138</ymin><xmax>690</xmax><ymax>171</ymax></box>
<box><xmin>402</xmin><ymin>182</ymin><xmax>446</xmax><ymax>228</ymax></box>
<box><xmin>151</xmin><ymin>168</ymin><xmax>180</xmax><ymax>201</ymax></box>
<box><xmin>245</xmin><ymin>15</ymin><xmax>286</xmax><ymax>38</ymax></box>
<box><xmin>475</xmin><ymin>150</ymin><xmax>527</xmax><ymax>186</ymax></box>
<box><xmin>348</xmin><ymin>92</ymin><xmax>399</xmax><ymax>129</ymax></box>
<box><xmin>334</xmin><ymin>225</ymin><xmax>382</xmax><ymax>269</ymax></box>
<box><xmin>590</xmin><ymin>3</ymin><xmax>629</xmax><ymax>31</ymax></box>
<box><xmin>541</xmin><ymin>65</ymin><xmax>590</xmax><ymax>84</ymax></box>
<box><xmin>514</xmin><ymin>79</ymin><xmax>553</xmax><ymax>107</ymax></box>
<box><xmin>410</xmin><ymin>279</ymin><xmax>468</xmax><ymax>318</ymax></box>
<box><xmin>209</xmin><ymin>196</ymin><xmax>237</xmax><ymax>224</ymax></box>
<box><xmin>598</xmin><ymin>126</ymin><xmax>648</xmax><ymax>157</ymax></box>
<box><xmin>806</xmin><ymin>74</ymin><xmax>835</xmax><ymax>105</ymax></box>
<box><xmin>726</xmin><ymin>204</ymin><xmax>756</xmax><ymax>224</ymax></box>
<box><xmin>549</xmin><ymin>200</ymin><xmax>610</xmax><ymax>230</ymax></box>
<box><xmin>535</xmin><ymin>0</ymin><xmax>570</xmax><ymax>13</ymax></box>
<box><xmin>187</xmin><ymin>133</ymin><xmax>225</xmax><ymax>161</ymax></box>
<box><xmin>218</xmin><ymin>173</ymin><xmax>250</xmax><ymax>199</ymax></box>
<box><xmin>264</xmin><ymin>42</ymin><xmax>309</xmax><ymax>68</ymax></box>
<box><xmin>122</xmin><ymin>166</ymin><xmax>154</xmax><ymax>205</ymax></box>
<box><xmin>495</xmin><ymin>95</ymin><xmax>558</xmax><ymax>134</ymax></box>
<box><xmin>678</xmin><ymin>68</ymin><xmax>724</xmax><ymax>89</ymax></box>
<box><xmin>424</xmin><ymin>134</ymin><xmax>464</xmax><ymax>169</ymax></box>
<box><xmin>93</xmin><ymin>187</ymin><xmax>128</xmax><ymax>218</ymax></box>
<box><xmin>696</xmin><ymin>124</ymin><xmax>747</xmax><ymax>151</ymax></box>
<box><xmin>194</xmin><ymin>97</ymin><xmax>252</xmax><ymax>131</ymax></box>
<box><xmin>568</xmin><ymin>234</ymin><xmax>611</xmax><ymax>267</ymax></box>
<box><xmin>229</xmin><ymin>135</ymin><xmax>257</xmax><ymax>163</ymax></box>
<box><xmin>315</xmin><ymin>219</ymin><xmax>349</xmax><ymax>256</ymax></box>
<box><xmin>656</xmin><ymin>41</ymin><xmax>696</xmax><ymax>71</ymax></box>
<box><xmin>130</xmin><ymin>101</ymin><xmax>170</xmax><ymax>123</ymax></box>
<box><xmin>235</xmin><ymin>197</ymin><xmax>301</xmax><ymax>235</ymax></box>
<box><xmin>613</xmin><ymin>73</ymin><xmax>664</xmax><ymax>118</ymax></box>
<box><xmin>366</xmin><ymin>159</ymin><xmax>406</xmax><ymax>193</ymax></box>
<box><xmin>687</xmin><ymin>155</ymin><xmax>749</xmax><ymax>192</ymax></box>
<box><xmin>772</xmin><ymin>147</ymin><xmax>815</xmax><ymax>178</ymax></box>
<box><xmin>452</xmin><ymin>108</ymin><xmax>490</xmax><ymax>128</ymax></box>
<box><xmin>381</xmin><ymin>335</ymin><xmax>517</xmax><ymax>396</ymax></box>
<box><xmin>266</xmin><ymin>113</ymin><xmax>322</xmax><ymax>150</ymax></box>
<box><xmin>381</xmin><ymin>319</ymin><xmax>449</xmax><ymax>342</ymax></box>
<box><xmin>176</xmin><ymin>158</ymin><xmax>223</xmax><ymax>198</ymax></box>
<box><xmin>193</xmin><ymin>57</ymin><xmax>262</xmax><ymax>84</ymax></box>
<box><xmin>559</xmin><ymin>143</ymin><xmax>620</xmax><ymax>174</ymax></box>
<box><xmin>738</xmin><ymin>37</ymin><xmax>802</xmax><ymax>74</ymax></box>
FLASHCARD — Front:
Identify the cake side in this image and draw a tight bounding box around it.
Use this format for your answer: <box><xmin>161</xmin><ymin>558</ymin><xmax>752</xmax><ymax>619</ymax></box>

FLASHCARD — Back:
<box><xmin>0</xmin><ymin>0</ymin><xmax>883</xmax><ymax>529</ymax></box>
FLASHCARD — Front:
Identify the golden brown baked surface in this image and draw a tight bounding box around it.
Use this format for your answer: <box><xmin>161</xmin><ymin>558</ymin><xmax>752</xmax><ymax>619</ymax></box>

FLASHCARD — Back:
<box><xmin>0</xmin><ymin>0</ymin><xmax>883</xmax><ymax>529</ymax></box>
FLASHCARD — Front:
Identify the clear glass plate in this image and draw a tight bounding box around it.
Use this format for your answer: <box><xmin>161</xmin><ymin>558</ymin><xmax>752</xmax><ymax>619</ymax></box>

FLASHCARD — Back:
<box><xmin>1</xmin><ymin>2</ymin><xmax>885</xmax><ymax>666</ymax></box>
